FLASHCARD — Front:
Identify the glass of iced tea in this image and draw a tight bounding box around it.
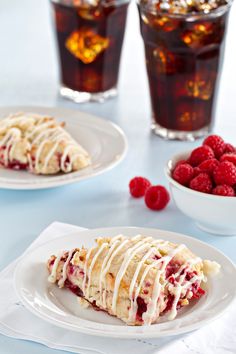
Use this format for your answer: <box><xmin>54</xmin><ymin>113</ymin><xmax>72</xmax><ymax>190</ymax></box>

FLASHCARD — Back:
<box><xmin>138</xmin><ymin>0</ymin><xmax>232</xmax><ymax>140</ymax></box>
<box><xmin>51</xmin><ymin>0</ymin><xmax>129</xmax><ymax>102</ymax></box>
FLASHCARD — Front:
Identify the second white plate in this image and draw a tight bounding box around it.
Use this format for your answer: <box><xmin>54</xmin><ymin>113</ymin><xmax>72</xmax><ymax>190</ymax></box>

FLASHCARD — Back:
<box><xmin>0</xmin><ymin>106</ymin><xmax>127</xmax><ymax>189</ymax></box>
<box><xmin>14</xmin><ymin>227</ymin><xmax>236</xmax><ymax>338</ymax></box>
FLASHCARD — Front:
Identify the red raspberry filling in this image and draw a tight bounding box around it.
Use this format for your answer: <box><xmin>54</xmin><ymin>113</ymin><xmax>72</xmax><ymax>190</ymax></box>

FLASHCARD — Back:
<box><xmin>129</xmin><ymin>177</ymin><xmax>151</xmax><ymax>198</ymax></box>
<box><xmin>7</xmin><ymin>160</ymin><xmax>28</xmax><ymax>170</ymax></box>
<box><xmin>64</xmin><ymin>279</ymin><xmax>84</xmax><ymax>297</ymax></box>
<box><xmin>165</xmin><ymin>261</ymin><xmax>181</xmax><ymax>278</ymax></box>
<box><xmin>136</xmin><ymin>296</ymin><xmax>147</xmax><ymax>321</ymax></box>
<box><xmin>145</xmin><ymin>185</ymin><xmax>170</xmax><ymax>211</ymax></box>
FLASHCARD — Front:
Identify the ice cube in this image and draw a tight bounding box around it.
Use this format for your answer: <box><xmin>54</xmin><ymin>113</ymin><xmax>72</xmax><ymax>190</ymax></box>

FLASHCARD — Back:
<box><xmin>182</xmin><ymin>23</ymin><xmax>213</xmax><ymax>49</ymax></box>
<box><xmin>72</xmin><ymin>0</ymin><xmax>99</xmax><ymax>6</ymax></box>
<box><xmin>65</xmin><ymin>28</ymin><xmax>109</xmax><ymax>64</ymax></box>
<box><xmin>153</xmin><ymin>47</ymin><xmax>176</xmax><ymax>74</ymax></box>
<box><xmin>179</xmin><ymin>111</ymin><xmax>197</xmax><ymax>124</ymax></box>
<box><xmin>77</xmin><ymin>5</ymin><xmax>102</xmax><ymax>20</ymax></box>
<box><xmin>154</xmin><ymin>16</ymin><xmax>178</xmax><ymax>32</ymax></box>
<box><xmin>186</xmin><ymin>78</ymin><xmax>213</xmax><ymax>100</ymax></box>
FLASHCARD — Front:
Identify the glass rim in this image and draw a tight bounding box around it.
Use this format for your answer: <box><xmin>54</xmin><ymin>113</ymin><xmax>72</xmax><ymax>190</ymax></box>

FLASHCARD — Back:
<box><xmin>50</xmin><ymin>0</ymin><xmax>130</xmax><ymax>7</ymax></box>
<box><xmin>137</xmin><ymin>0</ymin><xmax>233</xmax><ymax>20</ymax></box>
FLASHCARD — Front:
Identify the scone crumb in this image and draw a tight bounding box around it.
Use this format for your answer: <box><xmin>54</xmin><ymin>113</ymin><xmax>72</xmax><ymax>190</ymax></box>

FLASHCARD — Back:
<box><xmin>180</xmin><ymin>298</ymin><xmax>189</xmax><ymax>306</ymax></box>
<box><xmin>96</xmin><ymin>237</ymin><xmax>110</xmax><ymax>246</ymax></box>
<box><xmin>203</xmin><ymin>260</ymin><xmax>221</xmax><ymax>276</ymax></box>
<box><xmin>77</xmin><ymin>297</ymin><xmax>90</xmax><ymax>308</ymax></box>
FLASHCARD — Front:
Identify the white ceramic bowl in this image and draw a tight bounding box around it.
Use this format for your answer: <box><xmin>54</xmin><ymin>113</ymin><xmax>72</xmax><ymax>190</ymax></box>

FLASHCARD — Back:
<box><xmin>165</xmin><ymin>152</ymin><xmax>236</xmax><ymax>236</ymax></box>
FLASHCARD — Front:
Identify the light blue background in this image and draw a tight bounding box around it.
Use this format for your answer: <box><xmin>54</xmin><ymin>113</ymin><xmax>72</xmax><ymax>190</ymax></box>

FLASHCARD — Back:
<box><xmin>0</xmin><ymin>0</ymin><xmax>235</xmax><ymax>353</ymax></box>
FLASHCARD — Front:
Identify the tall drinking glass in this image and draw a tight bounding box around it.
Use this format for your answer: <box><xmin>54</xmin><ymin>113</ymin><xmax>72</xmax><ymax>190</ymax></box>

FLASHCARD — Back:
<box><xmin>138</xmin><ymin>0</ymin><xmax>232</xmax><ymax>140</ymax></box>
<box><xmin>51</xmin><ymin>0</ymin><xmax>129</xmax><ymax>103</ymax></box>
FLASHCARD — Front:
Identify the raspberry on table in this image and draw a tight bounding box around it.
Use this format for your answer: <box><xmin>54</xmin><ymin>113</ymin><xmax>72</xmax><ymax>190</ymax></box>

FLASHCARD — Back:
<box><xmin>220</xmin><ymin>153</ymin><xmax>236</xmax><ymax>166</ymax></box>
<box><xmin>172</xmin><ymin>163</ymin><xmax>194</xmax><ymax>186</ymax></box>
<box><xmin>129</xmin><ymin>177</ymin><xmax>151</xmax><ymax>198</ymax></box>
<box><xmin>212</xmin><ymin>185</ymin><xmax>235</xmax><ymax>197</ymax></box>
<box><xmin>203</xmin><ymin>135</ymin><xmax>225</xmax><ymax>158</ymax></box>
<box><xmin>198</xmin><ymin>158</ymin><xmax>219</xmax><ymax>176</ymax></box>
<box><xmin>144</xmin><ymin>185</ymin><xmax>170</xmax><ymax>211</ymax></box>
<box><xmin>189</xmin><ymin>173</ymin><xmax>213</xmax><ymax>194</ymax></box>
<box><xmin>189</xmin><ymin>146</ymin><xmax>215</xmax><ymax>166</ymax></box>
<box><xmin>223</xmin><ymin>143</ymin><xmax>235</xmax><ymax>154</ymax></box>
<box><xmin>213</xmin><ymin>161</ymin><xmax>236</xmax><ymax>186</ymax></box>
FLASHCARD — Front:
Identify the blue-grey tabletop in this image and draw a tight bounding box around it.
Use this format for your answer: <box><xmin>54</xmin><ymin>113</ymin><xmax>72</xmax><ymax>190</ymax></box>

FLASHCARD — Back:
<box><xmin>0</xmin><ymin>0</ymin><xmax>236</xmax><ymax>353</ymax></box>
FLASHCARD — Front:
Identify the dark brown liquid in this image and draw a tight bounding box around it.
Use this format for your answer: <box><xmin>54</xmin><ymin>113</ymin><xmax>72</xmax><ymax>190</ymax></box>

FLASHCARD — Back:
<box><xmin>52</xmin><ymin>1</ymin><xmax>128</xmax><ymax>93</ymax></box>
<box><xmin>139</xmin><ymin>8</ymin><xmax>229</xmax><ymax>132</ymax></box>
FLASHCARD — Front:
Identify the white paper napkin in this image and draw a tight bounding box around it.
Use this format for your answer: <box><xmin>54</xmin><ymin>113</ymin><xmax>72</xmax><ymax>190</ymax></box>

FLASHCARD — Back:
<box><xmin>0</xmin><ymin>222</ymin><xmax>235</xmax><ymax>354</ymax></box>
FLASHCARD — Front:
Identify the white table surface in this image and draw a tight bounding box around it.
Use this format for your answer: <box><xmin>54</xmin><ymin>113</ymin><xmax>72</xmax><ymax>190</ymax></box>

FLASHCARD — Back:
<box><xmin>0</xmin><ymin>0</ymin><xmax>235</xmax><ymax>353</ymax></box>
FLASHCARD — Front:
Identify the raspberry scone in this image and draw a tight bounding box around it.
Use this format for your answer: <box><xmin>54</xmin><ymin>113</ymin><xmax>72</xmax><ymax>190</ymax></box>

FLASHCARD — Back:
<box><xmin>0</xmin><ymin>112</ymin><xmax>91</xmax><ymax>174</ymax></box>
<box><xmin>47</xmin><ymin>235</ymin><xmax>220</xmax><ymax>325</ymax></box>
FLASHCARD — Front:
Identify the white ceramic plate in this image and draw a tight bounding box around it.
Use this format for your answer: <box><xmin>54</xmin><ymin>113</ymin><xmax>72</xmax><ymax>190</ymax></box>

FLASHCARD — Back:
<box><xmin>0</xmin><ymin>106</ymin><xmax>127</xmax><ymax>189</ymax></box>
<box><xmin>14</xmin><ymin>227</ymin><xmax>236</xmax><ymax>339</ymax></box>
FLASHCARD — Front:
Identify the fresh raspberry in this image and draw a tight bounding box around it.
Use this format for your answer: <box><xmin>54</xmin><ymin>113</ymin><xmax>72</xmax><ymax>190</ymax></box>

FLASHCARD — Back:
<box><xmin>189</xmin><ymin>173</ymin><xmax>213</xmax><ymax>194</ymax></box>
<box><xmin>193</xmin><ymin>167</ymin><xmax>201</xmax><ymax>177</ymax></box>
<box><xmin>175</xmin><ymin>159</ymin><xmax>188</xmax><ymax>168</ymax></box>
<box><xmin>213</xmin><ymin>161</ymin><xmax>236</xmax><ymax>186</ymax></box>
<box><xmin>212</xmin><ymin>185</ymin><xmax>235</xmax><ymax>197</ymax></box>
<box><xmin>203</xmin><ymin>135</ymin><xmax>225</xmax><ymax>158</ymax></box>
<box><xmin>129</xmin><ymin>177</ymin><xmax>151</xmax><ymax>198</ymax></box>
<box><xmin>220</xmin><ymin>153</ymin><xmax>236</xmax><ymax>166</ymax></box>
<box><xmin>172</xmin><ymin>163</ymin><xmax>194</xmax><ymax>186</ymax></box>
<box><xmin>144</xmin><ymin>185</ymin><xmax>170</xmax><ymax>210</ymax></box>
<box><xmin>198</xmin><ymin>158</ymin><xmax>219</xmax><ymax>177</ymax></box>
<box><xmin>223</xmin><ymin>143</ymin><xmax>235</xmax><ymax>154</ymax></box>
<box><xmin>189</xmin><ymin>146</ymin><xmax>214</xmax><ymax>166</ymax></box>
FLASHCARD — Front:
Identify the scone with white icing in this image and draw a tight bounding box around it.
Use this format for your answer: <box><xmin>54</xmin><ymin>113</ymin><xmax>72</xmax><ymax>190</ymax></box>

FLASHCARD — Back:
<box><xmin>47</xmin><ymin>234</ymin><xmax>220</xmax><ymax>325</ymax></box>
<box><xmin>0</xmin><ymin>112</ymin><xmax>91</xmax><ymax>174</ymax></box>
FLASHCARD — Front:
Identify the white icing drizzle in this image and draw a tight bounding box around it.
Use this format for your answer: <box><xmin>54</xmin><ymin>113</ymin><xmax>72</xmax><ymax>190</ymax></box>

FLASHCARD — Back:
<box><xmin>111</xmin><ymin>237</ymin><xmax>153</xmax><ymax>313</ymax></box>
<box><xmin>41</xmin><ymin>140</ymin><xmax>61</xmax><ymax>173</ymax></box>
<box><xmin>48</xmin><ymin>251</ymin><xmax>64</xmax><ymax>283</ymax></box>
<box><xmin>82</xmin><ymin>247</ymin><xmax>94</xmax><ymax>295</ymax></box>
<box><xmin>99</xmin><ymin>236</ymin><xmax>142</xmax><ymax>307</ymax></box>
<box><xmin>99</xmin><ymin>237</ymin><xmax>122</xmax><ymax>305</ymax></box>
<box><xmin>99</xmin><ymin>236</ymin><xmax>130</xmax><ymax>307</ymax></box>
<box><xmin>128</xmin><ymin>243</ymin><xmax>186</xmax><ymax>324</ymax></box>
<box><xmin>34</xmin><ymin>140</ymin><xmax>48</xmax><ymax>171</ymax></box>
<box><xmin>82</xmin><ymin>238</ymin><xmax>123</xmax><ymax>298</ymax></box>
<box><xmin>85</xmin><ymin>242</ymin><xmax>108</xmax><ymax>299</ymax></box>
<box><xmin>142</xmin><ymin>270</ymin><xmax>161</xmax><ymax>324</ymax></box>
<box><xmin>168</xmin><ymin>285</ymin><xmax>182</xmax><ymax>320</ymax></box>
<box><xmin>0</xmin><ymin>113</ymin><xmax>90</xmax><ymax>173</ymax></box>
<box><xmin>128</xmin><ymin>246</ymin><xmax>157</xmax><ymax>319</ymax></box>
<box><xmin>32</xmin><ymin>126</ymin><xmax>59</xmax><ymax>145</ymax></box>
<box><xmin>58</xmin><ymin>249</ymin><xmax>74</xmax><ymax>288</ymax></box>
<box><xmin>167</xmin><ymin>257</ymin><xmax>204</xmax><ymax>320</ymax></box>
<box><xmin>0</xmin><ymin>128</ymin><xmax>21</xmax><ymax>165</ymax></box>
<box><xmin>27</xmin><ymin>121</ymin><xmax>54</xmax><ymax>141</ymax></box>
